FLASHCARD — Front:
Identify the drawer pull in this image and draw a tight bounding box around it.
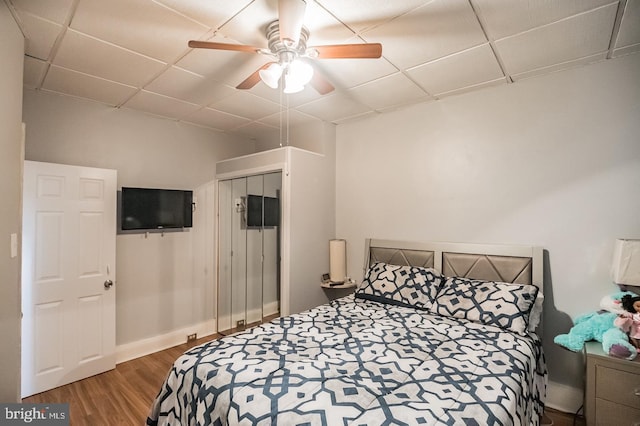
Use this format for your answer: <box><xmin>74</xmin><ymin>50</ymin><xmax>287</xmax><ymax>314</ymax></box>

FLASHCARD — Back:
<box><xmin>635</xmin><ymin>387</ymin><xmax>640</xmax><ymax>397</ymax></box>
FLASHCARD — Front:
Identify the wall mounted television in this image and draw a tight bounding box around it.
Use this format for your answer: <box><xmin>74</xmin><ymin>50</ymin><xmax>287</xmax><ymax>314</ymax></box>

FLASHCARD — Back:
<box><xmin>121</xmin><ymin>187</ymin><xmax>193</xmax><ymax>231</ymax></box>
<box><xmin>247</xmin><ymin>194</ymin><xmax>279</xmax><ymax>228</ymax></box>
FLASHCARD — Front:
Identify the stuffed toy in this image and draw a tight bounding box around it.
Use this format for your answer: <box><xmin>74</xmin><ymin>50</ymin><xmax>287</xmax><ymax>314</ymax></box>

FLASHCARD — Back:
<box><xmin>614</xmin><ymin>293</ymin><xmax>640</xmax><ymax>350</ymax></box>
<box><xmin>554</xmin><ymin>291</ymin><xmax>638</xmax><ymax>360</ymax></box>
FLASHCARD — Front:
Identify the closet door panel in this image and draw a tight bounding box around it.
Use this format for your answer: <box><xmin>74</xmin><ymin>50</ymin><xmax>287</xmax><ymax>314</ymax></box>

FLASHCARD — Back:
<box><xmin>231</xmin><ymin>178</ymin><xmax>247</xmax><ymax>329</ymax></box>
<box><xmin>263</xmin><ymin>172</ymin><xmax>281</xmax><ymax>317</ymax></box>
<box><xmin>246</xmin><ymin>175</ymin><xmax>263</xmax><ymax>325</ymax></box>
<box><xmin>217</xmin><ymin>180</ymin><xmax>233</xmax><ymax>332</ymax></box>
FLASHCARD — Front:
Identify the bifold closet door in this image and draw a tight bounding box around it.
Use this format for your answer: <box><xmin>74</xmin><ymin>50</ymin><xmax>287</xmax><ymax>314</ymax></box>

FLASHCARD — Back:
<box><xmin>217</xmin><ymin>179</ymin><xmax>233</xmax><ymax>332</ymax></box>
<box><xmin>246</xmin><ymin>175</ymin><xmax>264</xmax><ymax>325</ymax></box>
<box><xmin>262</xmin><ymin>172</ymin><xmax>281</xmax><ymax>319</ymax></box>
<box><xmin>230</xmin><ymin>178</ymin><xmax>247</xmax><ymax>330</ymax></box>
<box><xmin>217</xmin><ymin>172</ymin><xmax>282</xmax><ymax>334</ymax></box>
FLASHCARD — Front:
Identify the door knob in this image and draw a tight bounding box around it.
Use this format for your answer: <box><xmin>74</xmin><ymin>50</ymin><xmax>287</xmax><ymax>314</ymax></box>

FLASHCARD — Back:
<box><xmin>104</xmin><ymin>279</ymin><xmax>114</xmax><ymax>289</ymax></box>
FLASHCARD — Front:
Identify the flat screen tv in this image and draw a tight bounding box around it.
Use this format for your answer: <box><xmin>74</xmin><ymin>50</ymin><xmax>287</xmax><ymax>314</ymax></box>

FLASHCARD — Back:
<box><xmin>121</xmin><ymin>187</ymin><xmax>193</xmax><ymax>231</ymax></box>
<box><xmin>246</xmin><ymin>194</ymin><xmax>279</xmax><ymax>228</ymax></box>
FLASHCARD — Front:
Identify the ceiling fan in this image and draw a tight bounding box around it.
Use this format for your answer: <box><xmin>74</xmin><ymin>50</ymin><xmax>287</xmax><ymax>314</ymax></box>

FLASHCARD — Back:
<box><xmin>188</xmin><ymin>0</ymin><xmax>382</xmax><ymax>95</ymax></box>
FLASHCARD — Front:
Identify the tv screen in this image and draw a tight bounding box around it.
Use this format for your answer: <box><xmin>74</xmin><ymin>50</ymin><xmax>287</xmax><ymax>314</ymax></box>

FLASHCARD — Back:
<box><xmin>121</xmin><ymin>187</ymin><xmax>193</xmax><ymax>231</ymax></box>
<box><xmin>246</xmin><ymin>195</ymin><xmax>279</xmax><ymax>228</ymax></box>
<box><xmin>263</xmin><ymin>196</ymin><xmax>279</xmax><ymax>227</ymax></box>
<box><xmin>246</xmin><ymin>194</ymin><xmax>263</xmax><ymax>228</ymax></box>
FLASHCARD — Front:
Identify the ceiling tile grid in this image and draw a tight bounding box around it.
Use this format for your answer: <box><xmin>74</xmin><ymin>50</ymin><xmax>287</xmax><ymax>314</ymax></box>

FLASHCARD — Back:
<box><xmin>7</xmin><ymin>0</ymin><xmax>639</xmax><ymax>139</ymax></box>
<box><xmin>42</xmin><ymin>65</ymin><xmax>138</xmax><ymax>106</ymax></box>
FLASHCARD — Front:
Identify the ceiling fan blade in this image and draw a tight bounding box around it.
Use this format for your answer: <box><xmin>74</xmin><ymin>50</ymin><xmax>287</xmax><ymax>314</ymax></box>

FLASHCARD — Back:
<box><xmin>308</xmin><ymin>43</ymin><xmax>382</xmax><ymax>59</ymax></box>
<box><xmin>188</xmin><ymin>40</ymin><xmax>261</xmax><ymax>54</ymax></box>
<box><xmin>309</xmin><ymin>71</ymin><xmax>334</xmax><ymax>95</ymax></box>
<box><xmin>279</xmin><ymin>0</ymin><xmax>306</xmax><ymax>45</ymax></box>
<box><xmin>236</xmin><ymin>62</ymin><xmax>276</xmax><ymax>90</ymax></box>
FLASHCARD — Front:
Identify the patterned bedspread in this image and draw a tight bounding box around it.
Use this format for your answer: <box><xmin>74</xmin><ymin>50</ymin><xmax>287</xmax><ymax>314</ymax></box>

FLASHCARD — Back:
<box><xmin>147</xmin><ymin>295</ymin><xmax>546</xmax><ymax>425</ymax></box>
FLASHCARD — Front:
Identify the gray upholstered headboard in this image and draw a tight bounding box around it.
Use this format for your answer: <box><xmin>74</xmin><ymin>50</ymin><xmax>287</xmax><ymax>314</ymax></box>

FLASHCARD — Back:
<box><xmin>365</xmin><ymin>239</ymin><xmax>543</xmax><ymax>289</ymax></box>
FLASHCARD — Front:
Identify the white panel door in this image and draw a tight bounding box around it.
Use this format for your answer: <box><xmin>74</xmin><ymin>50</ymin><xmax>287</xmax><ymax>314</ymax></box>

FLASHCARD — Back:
<box><xmin>21</xmin><ymin>161</ymin><xmax>117</xmax><ymax>397</ymax></box>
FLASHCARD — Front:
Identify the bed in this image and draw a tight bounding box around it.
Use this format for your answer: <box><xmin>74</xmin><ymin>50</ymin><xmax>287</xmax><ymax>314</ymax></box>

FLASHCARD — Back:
<box><xmin>147</xmin><ymin>239</ymin><xmax>547</xmax><ymax>425</ymax></box>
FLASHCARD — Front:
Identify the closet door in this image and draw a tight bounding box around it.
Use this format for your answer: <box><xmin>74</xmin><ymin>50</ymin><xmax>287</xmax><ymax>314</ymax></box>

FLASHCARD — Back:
<box><xmin>262</xmin><ymin>172</ymin><xmax>281</xmax><ymax>320</ymax></box>
<box><xmin>246</xmin><ymin>175</ymin><xmax>264</xmax><ymax>326</ymax></box>
<box><xmin>217</xmin><ymin>172</ymin><xmax>281</xmax><ymax>334</ymax></box>
<box><xmin>231</xmin><ymin>178</ymin><xmax>247</xmax><ymax>331</ymax></box>
<box><xmin>217</xmin><ymin>180</ymin><xmax>233</xmax><ymax>333</ymax></box>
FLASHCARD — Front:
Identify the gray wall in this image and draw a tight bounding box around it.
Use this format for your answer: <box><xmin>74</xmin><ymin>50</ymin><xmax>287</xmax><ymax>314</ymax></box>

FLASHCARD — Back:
<box><xmin>0</xmin><ymin>3</ymin><xmax>24</xmax><ymax>402</ymax></box>
<box><xmin>335</xmin><ymin>53</ymin><xmax>640</xmax><ymax>406</ymax></box>
<box><xmin>22</xmin><ymin>90</ymin><xmax>256</xmax><ymax>345</ymax></box>
<box><xmin>288</xmin><ymin>128</ymin><xmax>337</xmax><ymax>314</ymax></box>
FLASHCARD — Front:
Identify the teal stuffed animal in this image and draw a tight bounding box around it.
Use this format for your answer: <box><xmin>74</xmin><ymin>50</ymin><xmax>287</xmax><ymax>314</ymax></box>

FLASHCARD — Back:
<box><xmin>554</xmin><ymin>291</ymin><xmax>637</xmax><ymax>360</ymax></box>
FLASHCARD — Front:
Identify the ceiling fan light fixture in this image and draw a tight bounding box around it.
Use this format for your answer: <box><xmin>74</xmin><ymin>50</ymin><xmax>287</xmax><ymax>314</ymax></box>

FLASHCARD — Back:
<box><xmin>282</xmin><ymin>59</ymin><xmax>313</xmax><ymax>94</ymax></box>
<box><xmin>283</xmin><ymin>78</ymin><xmax>304</xmax><ymax>94</ymax></box>
<box><xmin>259</xmin><ymin>63</ymin><xmax>283</xmax><ymax>89</ymax></box>
<box><xmin>279</xmin><ymin>0</ymin><xmax>306</xmax><ymax>47</ymax></box>
<box><xmin>288</xmin><ymin>59</ymin><xmax>313</xmax><ymax>85</ymax></box>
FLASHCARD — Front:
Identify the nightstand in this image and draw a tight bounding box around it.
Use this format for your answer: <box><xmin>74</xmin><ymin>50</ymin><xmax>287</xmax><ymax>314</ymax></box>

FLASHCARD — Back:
<box><xmin>584</xmin><ymin>341</ymin><xmax>640</xmax><ymax>425</ymax></box>
<box><xmin>320</xmin><ymin>281</ymin><xmax>356</xmax><ymax>289</ymax></box>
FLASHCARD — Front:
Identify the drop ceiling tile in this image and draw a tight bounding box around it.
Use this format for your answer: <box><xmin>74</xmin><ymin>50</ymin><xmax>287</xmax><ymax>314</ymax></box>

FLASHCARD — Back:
<box><xmin>349</xmin><ymin>72</ymin><xmax>431</xmax><ymax>110</ymax></box>
<box><xmin>315</xmin><ymin>0</ymin><xmax>428</xmax><ymax>34</ymax></box>
<box><xmin>144</xmin><ymin>66</ymin><xmax>237</xmax><ymax>106</ymax></box>
<box><xmin>216</xmin><ymin>0</ymin><xmax>277</xmax><ymax>47</ymax></box>
<box><xmin>123</xmin><ymin>90</ymin><xmax>201</xmax><ymax>120</ymax></box>
<box><xmin>472</xmin><ymin>0</ymin><xmax>614</xmax><ymax>40</ymax></box>
<box><xmin>298</xmin><ymin>1</ymin><xmax>357</xmax><ymax>45</ymax></box>
<box><xmin>10</xmin><ymin>0</ymin><xmax>74</xmax><ymax>24</ymax></box>
<box><xmin>18</xmin><ymin>10</ymin><xmax>62</xmax><ymax>60</ymax></box>
<box><xmin>209</xmin><ymin>91</ymin><xmax>281</xmax><ymax>120</ymax></box>
<box><xmin>71</xmin><ymin>0</ymin><xmax>209</xmax><ymax>63</ymax></box>
<box><xmin>54</xmin><ymin>29</ymin><xmax>166</xmax><ymax>87</ymax></box>
<box><xmin>434</xmin><ymin>78</ymin><xmax>506</xmax><ymax>99</ymax></box>
<box><xmin>296</xmin><ymin>92</ymin><xmax>372</xmax><ymax>122</ymax></box>
<box><xmin>495</xmin><ymin>4</ymin><xmax>618</xmax><ymax>75</ymax></box>
<box><xmin>23</xmin><ymin>56</ymin><xmax>48</xmax><ymax>88</ymax></box>
<box><xmin>362</xmin><ymin>0</ymin><xmax>487</xmax><ymax>69</ymax></box>
<box><xmin>407</xmin><ymin>44</ymin><xmax>504</xmax><ymax>96</ymax></box>
<box><xmin>510</xmin><ymin>52</ymin><xmax>608</xmax><ymax>81</ymax></box>
<box><xmin>616</xmin><ymin>0</ymin><xmax>640</xmax><ymax>49</ymax></box>
<box><xmin>182</xmin><ymin>107</ymin><xmax>251</xmax><ymax>131</ymax></box>
<box><xmin>258</xmin><ymin>109</ymin><xmax>321</xmax><ymax>128</ymax></box>
<box><xmin>154</xmin><ymin>0</ymin><xmax>251</xmax><ymax>29</ymax></box>
<box><xmin>312</xmin><ymin>54</ymin><xmax>398</xmax><ymax>90</ymax></box>
<box><xmin>42</xmin><ymin>65</ymin><xmax>138</xmax><ymax>106</ymax></box>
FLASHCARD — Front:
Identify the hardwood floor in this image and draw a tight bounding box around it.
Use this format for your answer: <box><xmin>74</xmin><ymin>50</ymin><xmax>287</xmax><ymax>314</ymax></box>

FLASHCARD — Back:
<box><xmin>24</xmin><ymin>330</ymin><xmax>585</xmax><ymax>425</ymax></box>
<box><xmin>544</xmin><ymin>408</ymin><xmax>586</xmax><ymax>426</ymax></box>
<box><xmin>23</xmin><ymin>334</ymin><xmax>218</xmax><ymax>425</ymax></box>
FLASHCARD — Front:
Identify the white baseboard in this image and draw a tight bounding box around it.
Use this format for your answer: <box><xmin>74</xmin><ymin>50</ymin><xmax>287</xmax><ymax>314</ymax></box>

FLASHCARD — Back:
<box><xmin>115</xmin><ymin>319</ymin><xmax>217</xmax><ymax>364</ymax></box>
<box><xmin>545</xmin><ymin>380</ymin><xmax>583</xmax><ymax>414</ymax></box>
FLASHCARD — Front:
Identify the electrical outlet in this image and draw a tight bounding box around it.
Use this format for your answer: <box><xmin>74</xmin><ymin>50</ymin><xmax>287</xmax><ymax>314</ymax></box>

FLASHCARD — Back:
<box><xmin>187</xmin><ymin>333</ymin><xmax>197</xmax><ymax>342</ymax></box>
<box><xmin>236</xmin><ymin>320</ymin><xmax>245</xmax><ymax>328</ymax></box>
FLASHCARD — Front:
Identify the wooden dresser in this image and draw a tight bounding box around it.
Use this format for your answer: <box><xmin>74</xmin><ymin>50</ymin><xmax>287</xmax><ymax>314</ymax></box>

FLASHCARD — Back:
<box><xmin>585</xmin><ymin>341</ymin><xmax>640</xmax><ymax>425</ymax></box>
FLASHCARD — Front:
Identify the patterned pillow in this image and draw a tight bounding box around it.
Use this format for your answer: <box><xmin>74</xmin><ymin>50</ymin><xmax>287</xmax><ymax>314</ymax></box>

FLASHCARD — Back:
<box><xmin>355</xmin><ymin>262</ymin><xmax>444</xmax><ymax>310</ymax></box>
<box><xmin>429</xmin><ymin>277</ymin><xmax>539</xmax><ymax>334</ymax></box>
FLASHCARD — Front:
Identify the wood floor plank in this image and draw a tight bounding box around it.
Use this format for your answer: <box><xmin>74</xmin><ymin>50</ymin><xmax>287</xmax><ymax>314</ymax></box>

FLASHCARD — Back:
<box><xmin>22</xmin><ymin>334</ymin><xmax>217</xmax><ymax>425</ymax></box>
